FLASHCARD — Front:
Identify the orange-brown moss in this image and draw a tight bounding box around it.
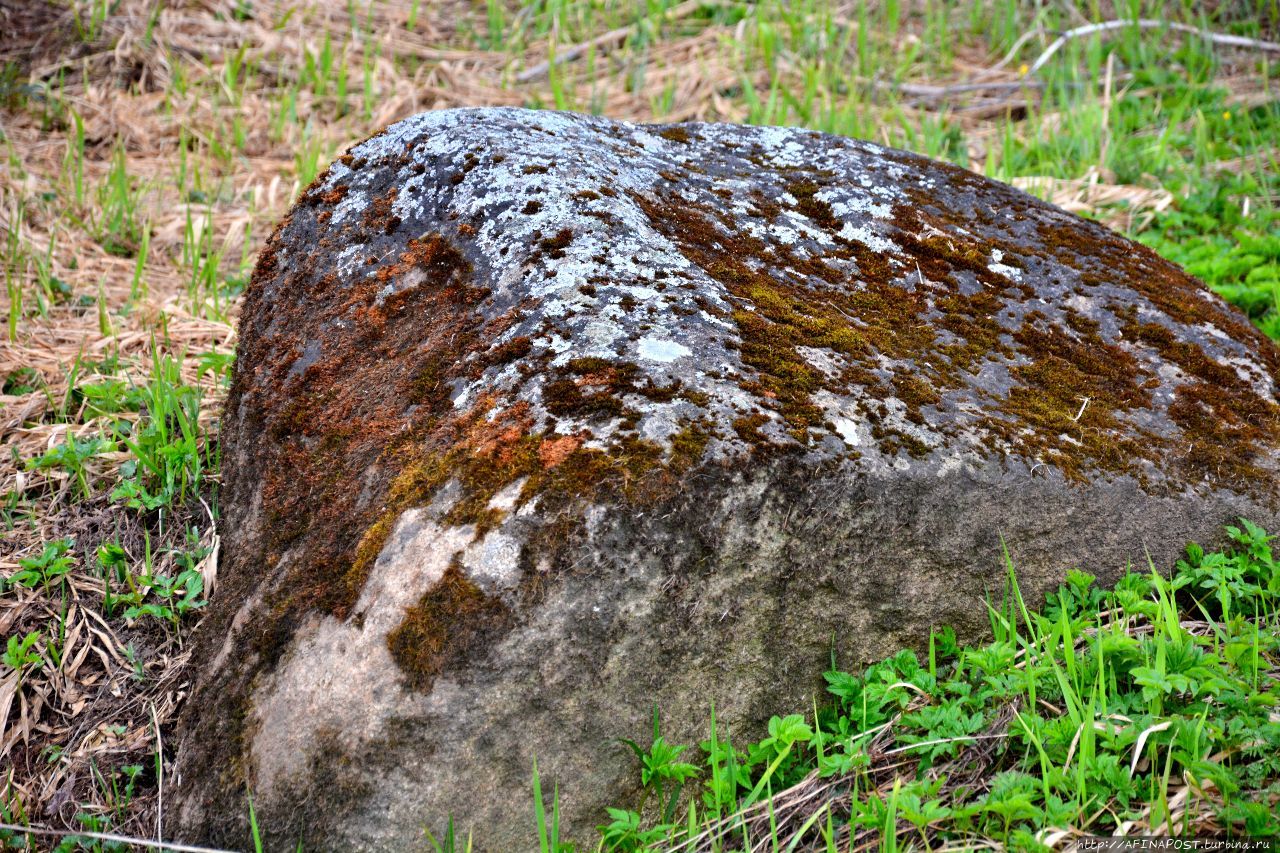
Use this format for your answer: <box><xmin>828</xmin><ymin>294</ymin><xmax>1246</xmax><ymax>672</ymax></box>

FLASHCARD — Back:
<box><xmin>317</xmin><ymin>184</ymin><xmax>348</xmax><ymax>206</ymax></box>
<box><xmin>386</xmin><ymin>559</ymin><xmax>512</xmax><ymax>691</ymax></box>
<box><xmin>539</xmin><ymin>434</ymin><xmax>584</xmax><ymax>468</ymax></box>
<box><xmin>541</xmin><ymin>357</ymin><xmax>701</xmax><ymax>421</ymax></box>
<box><xmin>787</xmin><ymin>180</ymin><xmax>839</xmax><ymax>231</ymax></box>
<box><xmin>892</xmin><ymin>373</ymin><xmax>940</xmax><ymax>425</ymax></box>
<box><xmin>1167</xmin><ymin>383</ymin><xmax>1276</xmax><ymax>487</ymax></box>
<box><xmin>732</xmin><ymin>412</ymin><xmax>771</xmax><ymax>444</ymax></box>
<box><xmin>632</xmin><ymin>173</ymin><xmax>1277</xmax><ymax>483</ymax></box>
<box><xmin>871</xmin><ymin>424</ymin><xmax>932</xmax><ymax>459</ymax></box>
<box><xmin>241</xmin><ymin>232</ymin><xmax>492</xmax><ymax>637</ymax></box>
<box><xmin>539</xmin><ymin>227</ymin><xmax>574</xmax><ymax>258</ymax></box>
<box><xmin>1120</xmin><ymin>315</ymin><xmax>1280</xmax><ymax>487</ymax></box>
<box><xmin>361</xmin><ymin>187</ymin><xmax>400</xmax><ymax>234</ymax></box>
<box><xmin>669</xmin><ymin>421</ymin><xmax>713</xmax><ymax>471</ymax></box>
<box><xmin>982</xmin><ymin>320</ymin><xmax>1158</xmax><ymax>482</ymax></box>
<box><xmin>482</xmin><ymin>335</ymin><xmax>533</xmax><ymax>368</ymax></box>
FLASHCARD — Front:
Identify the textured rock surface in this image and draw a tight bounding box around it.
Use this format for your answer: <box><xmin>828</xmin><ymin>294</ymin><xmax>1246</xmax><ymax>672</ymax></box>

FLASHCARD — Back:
<box><xmin>173</xmin><ymin>107</ymin><xmax>1280</xmax><ymax>851</ymax></box>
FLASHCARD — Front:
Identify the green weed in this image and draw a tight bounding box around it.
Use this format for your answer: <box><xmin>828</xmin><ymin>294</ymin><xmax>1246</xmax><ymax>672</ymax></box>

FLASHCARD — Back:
<box><xmin>25</xmin><ymin>436</ymin><xmax>112</xmax><ymax>499</ymax></box>
<box><xmin>110</xmin><ymin>349</ymin><xmax>214</xmax><ymax>513</ymax></box>
<box><xmin>95</xmin><ymin>145</ymin><xmax>147</xmax><ymax>259</ymax></box>
<box><xmin>3</xmin><ymin>631</ymin><xmax>43</xmax><ymax>684</ymax></box>
<box><xmin>585</xmin><ymin>520</ymin><xmax>1280</xmax><ymax>849</ymax></box>
<box><xmin>6</xmin><ymin>538</ymin><xmax>76</xmax><ymax>594</ymax></box>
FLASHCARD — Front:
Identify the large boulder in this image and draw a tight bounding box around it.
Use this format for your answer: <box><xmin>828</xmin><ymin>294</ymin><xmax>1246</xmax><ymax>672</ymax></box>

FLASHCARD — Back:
<box><xmin>173</xmin><ymin>107</ymin><xmax>1280</xmax><ymax>850</ymax></box>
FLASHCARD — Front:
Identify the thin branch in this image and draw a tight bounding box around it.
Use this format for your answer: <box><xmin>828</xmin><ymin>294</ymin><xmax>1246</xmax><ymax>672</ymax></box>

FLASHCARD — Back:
<box><xmin>516</xmin><ymin>23</ymin><xmax>633</xmax><ymax>83</ymax></box>
<box><xmin>881</xmin><ymin>732</ymin><xmax>1010</xmax><ymax>756</ymax></box>
<box><xmin>0</xmin><ymin>822</ymin><xmax>236</xmax><ymax>853</ymax></box>
<box><xmin>987</xmin><ymin>27</ymin><xmax>1045</xmax><ymax>73</ymax></box>
<box><xmin>873</xmin><ymin>79</ymin><xmax>1045</xmax><ymax>98</ymax></box>
<box><xmin>1027</xmin><ymin>19</ymin><xmax>1280</xmax><ymax>76</ymax></box>
<box><xmin>151</xmin><ymin>701</ymin><xmax>164</xmax><ymax>845</ymax></box>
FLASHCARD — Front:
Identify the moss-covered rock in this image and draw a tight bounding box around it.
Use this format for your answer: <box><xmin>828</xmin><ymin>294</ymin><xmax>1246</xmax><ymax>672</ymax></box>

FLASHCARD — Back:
<box><xmin>172</xmin><ymin>107</ymin><xmax>1280</xmax><ymax>851</ymax></box>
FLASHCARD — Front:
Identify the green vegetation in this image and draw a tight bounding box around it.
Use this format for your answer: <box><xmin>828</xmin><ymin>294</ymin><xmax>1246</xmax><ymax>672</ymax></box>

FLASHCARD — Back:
<box><xmin>16</xmin><ymin>347</ymin><xmax>222</xmax><ymax>513</ymax></box>
<box><xmin>1</xmin><ymin>0</ymin><xmax>1277</xmax><ymax>847</ymax></box>
<box><xmin>522</xmin><ymin>520</ymin><xmax>1280</xmax><ymax>850</ymax></box>
<box><xmin>1141</xmin><ymin>186</ymin><xmax>1280</xmax><ymax>339</ymax></box>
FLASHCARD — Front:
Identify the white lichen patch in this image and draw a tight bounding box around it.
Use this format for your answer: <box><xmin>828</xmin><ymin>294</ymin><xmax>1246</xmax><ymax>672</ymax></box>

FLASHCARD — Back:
<box><xmin>1225</xmin><ymin>355</ymin><xmax>1280</xmax><ymax>402</ymax></box>
<box><xmin>330</xmin><ymin>188</ymin><xmax>369</xmax><ymax>226</ymax></box>
<box><xmin>336</xmin><ymin>243</ymin><xmax>364</xmax><ymax>277</ymax></box>
<box><xmin>830</xmin><ymin>194</ymin><xmax>892</xmax><ymax>221</ymax></box>
<box><xmin>839</xmin><ymin>222</ymin><xmax>897</xmax><ymax>254</ymax></box>
<box><xmin>487</xmin><ymin>478</ymin><xmax>527</xmax><ymax>513</ymax></box>
<box><xmin>988</xmin><ymin>248</ymin><xmax>1022</xmax><ymax>280</ymax></box>
<box><xmin>795</xmin><ymin>346</ymin><xmax>845</xmax><ymax>380</ymax></box>
<box><xmin>462</xmin><ymin>530</ymin><xmax>522</xmax><ymax>588</ymax></box>
<box><xmin>248</xmin><ymin>508</ymin><xmax>473</xmax><ymax>798</ymax></box>
<box><xmin>638</xmin><ymin>336</ymin><xmax>691</xmax><ymax>362</ymax></box>
<box><xmin>248</xmin><ymin>486</ymin><xmax>534</xmax><ymax>800</ymax></box>
<box><xmin>833</xmin><ymin>419</ymin><xmax>860</xmax><ymax>446</ymax></box>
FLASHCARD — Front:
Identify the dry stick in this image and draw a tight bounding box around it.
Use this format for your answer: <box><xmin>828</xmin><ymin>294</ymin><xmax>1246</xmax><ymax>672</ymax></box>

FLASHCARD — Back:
<box><xmin>515</xmin><ymin>0</ymin><xmax>713</xmax><ymax>83</ymax></box>
<box><xmin>1027</xmin><ymin>19</ymin><xmax>1280</xmax><ymax>76</ymax></box>
<box><xmin>0</xmin><ymin>822</ymin><xmax>235</xmax><ymax>853</ymax></box>
<box><xmin>516</xmin><ymin>21</ymin><xmax>632</xmax><ymax>83</ymax></box>
<box><xmin>758</xmin><ymin>20</ymin><xmax>1273</xmax><ymax>107</ymax></box>
<box><xmin>873</xmin><ymin>79</ymin><xmax>1045</xmax><ymax>98</ymax></box>
<box><xmin>151</xmin><ymin>700</ymin><xmax>163</xmax><ymax>844</ymax></box>
<box><xmin>987</xmin><ymin>27</ymin><xmax>1046</xmax><ymax>73</ymax></box>
<box><xmin>880</xmin><ymin>732</ymin><xmax>1010</xmax><ymax>757</ymax></box>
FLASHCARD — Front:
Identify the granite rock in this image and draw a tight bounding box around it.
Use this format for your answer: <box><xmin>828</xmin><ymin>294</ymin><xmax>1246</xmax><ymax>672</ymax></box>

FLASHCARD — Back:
<box><xmin>171</xmin><ymin>107</ymin><xmax>1280</xmax><ymax>851</ymax></box>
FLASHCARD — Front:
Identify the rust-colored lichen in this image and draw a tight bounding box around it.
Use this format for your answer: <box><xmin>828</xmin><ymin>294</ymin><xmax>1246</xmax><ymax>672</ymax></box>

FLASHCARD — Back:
<box><xmin>786</xmin><ymin>180</ymin><xmax>840</xmax><ymax>231</ymax></box>
<box><xmin>232</xmin><ymin>229</ymin><xmax>498</xmax><ymax>652</ymax></box>
<box><xmin>539</xmin><ymin>434</ymin><xmax>583</xmax><ymax>468</ymax></box>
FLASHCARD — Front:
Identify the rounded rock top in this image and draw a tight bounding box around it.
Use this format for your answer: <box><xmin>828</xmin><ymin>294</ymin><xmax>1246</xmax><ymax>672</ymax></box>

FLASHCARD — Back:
<box><xmin>253</xmin><ymin>105</ymin><xmax>1277</xmax><ymax>495</ymax></box>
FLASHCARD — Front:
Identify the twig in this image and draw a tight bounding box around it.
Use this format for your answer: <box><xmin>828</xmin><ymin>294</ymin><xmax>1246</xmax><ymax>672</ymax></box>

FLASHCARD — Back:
<box><xmin>1072</xmin><ymin>396</ymin><xmax>1091</xmax><ymax>422</ymax></box>
<box><xmin>516</xmin><ymin>23</ymin><xmax>629</xmax><ymax>83</ymax></box>
<box><xmin>987</xmin><ymin>27</ymin><xmax>1045</xmax><ymax>73</ymax></box>
<box><xmin>881</xmin><ymin>732</ymin><xmax>1010</xmax><ymax>756</ymax></box>
<box><xmin>873</xmin><ymin>79</ymin><xmax>1045</xmax><ymax>98</ymax></box>
<box><xmin>1027</xmin><ymin>19</ymin><xmax>1280</xmax><ymax>77</ymax></box>
<box><xmin>516</xmin><ymin>0</ymin><xmax>713</xmax><ymax>83</ymax></box>
<box><xmin>0</xmin><ymin>822</ymin><xmax>236</xmax><ymax>853</ymax></box>
<box><xmin>151</xmin><ymin>701</ymin><xmax>163</xmax><ymax>845</ymax></box>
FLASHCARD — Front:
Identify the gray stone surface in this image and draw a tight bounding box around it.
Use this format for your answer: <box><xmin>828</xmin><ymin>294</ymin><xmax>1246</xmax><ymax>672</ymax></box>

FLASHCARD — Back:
<box><xmin>171</xmin><ymin>107</ymin><xmax>1280</xmax><ymax>851</ymax></box>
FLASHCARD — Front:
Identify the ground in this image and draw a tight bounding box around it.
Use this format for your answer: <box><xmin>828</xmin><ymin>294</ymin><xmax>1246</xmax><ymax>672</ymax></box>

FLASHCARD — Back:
<box><xmin>0</xmin><ymin>0</ymin><xmax>1278</xmax><ymax>848</ymax></box>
